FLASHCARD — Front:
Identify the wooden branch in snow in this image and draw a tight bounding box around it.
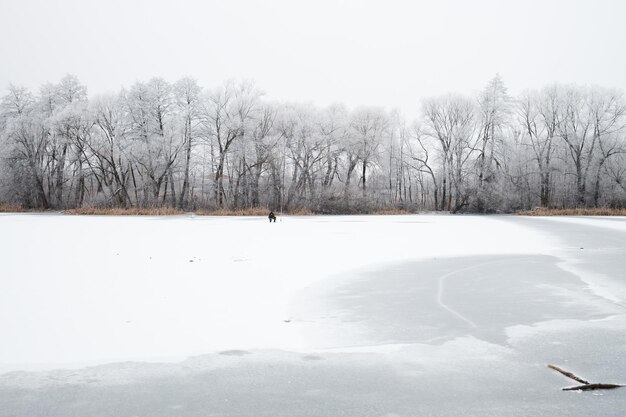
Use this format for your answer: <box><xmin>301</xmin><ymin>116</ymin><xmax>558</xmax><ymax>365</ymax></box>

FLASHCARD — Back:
<box><xmin>563</xmin><ymin>383</ymin><xmax>624</xmax><ymax>391</ymax></box>
<box><xmin>548</xmin><ymin>364</ymin><xmax>624</xmax><ymax>391</ymax></box>
<box><xmin>548</xmin><ymin>364</ymin><xmax>590</xmax><ymax>384</ymax></box>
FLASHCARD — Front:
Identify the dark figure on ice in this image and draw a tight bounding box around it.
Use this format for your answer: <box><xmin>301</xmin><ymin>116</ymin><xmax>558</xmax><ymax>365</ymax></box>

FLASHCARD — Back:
<box><xmin>268</xmin><ymin>211</ymin><xmax>276</xmax><ymax>223</ymax></box>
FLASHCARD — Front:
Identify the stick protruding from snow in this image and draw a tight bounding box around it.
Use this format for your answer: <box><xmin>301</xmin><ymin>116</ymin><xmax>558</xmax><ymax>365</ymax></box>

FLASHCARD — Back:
<box><xmin>548</xmin><ymin>364</ymin><xmax>624</xmax><ymax>391</ymax></box>
<box><xmin>548</xmin><ymin>364</ymin><xmax>590</xmax><ymax>385</ymax></box>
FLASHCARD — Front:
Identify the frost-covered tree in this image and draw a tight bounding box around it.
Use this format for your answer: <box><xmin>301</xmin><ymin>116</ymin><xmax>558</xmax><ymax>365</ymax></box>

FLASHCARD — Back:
<box><xmin>474</xmin><ymin>75</ymin><xmax>511</xmax><ymax>211</ymax></box>
<box><xmin>202</xmin><ymin>81</ymin><xmax>260</xmax><ymax>207</ymax></box>
<box><xmin>349</xmin><ymin>106</ymin><xmax>388</xmax><ymax>197</ymax></box>
<box><xmin>422</xmin><ymin>94</ymin><xmax>477</xmax><ymax>212</ymax></box>
<box><xmin>1</xmin><ymin>75</ymin><xmax>625</xmax><ymax>212</ymax></box>
<box><xmin>174</xmin><ymin>77</ymin><xmax>202</xmax><ymax>209</ymax></box>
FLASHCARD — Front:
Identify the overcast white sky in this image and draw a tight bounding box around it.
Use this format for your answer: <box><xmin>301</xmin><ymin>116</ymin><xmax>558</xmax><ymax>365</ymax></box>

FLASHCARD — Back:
<box><xmin>1</xmin><ymin>0</ymin><xmax>625</xmax><ymax>116</ymax></box>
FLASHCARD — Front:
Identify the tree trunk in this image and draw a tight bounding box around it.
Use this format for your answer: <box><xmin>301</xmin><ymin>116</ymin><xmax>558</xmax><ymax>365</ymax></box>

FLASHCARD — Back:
<box><xmin>55</xmin><ymin>143</ymin><xmax>68</xmax><ymax>208</ymax></box>
<box><xmin>214</xmin><ymin>153</ymin><xmax>226</xmax><ymax>207</ymax></box>
<box><xmin>361</xmin><ymin>160</ymin><xmax>367</xmax><ymax>197</ymax></box>
<box><xmin>575</xmin><ymin>159</ymin><xmax>585</xmax><ymax>206</ymax></box>
<box><xmin>179</xmin><ymin>131</ymin><xmax>192</xmax><ymax>209</ymax></box>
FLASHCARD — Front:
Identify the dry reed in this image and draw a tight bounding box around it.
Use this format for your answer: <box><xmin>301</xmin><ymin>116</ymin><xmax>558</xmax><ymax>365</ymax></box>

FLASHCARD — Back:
<box><xmin>371</xmin><ymin>209</ymin><xmax>414</xmax><ymax>215</ymax></box>
<box><xmin>0</xmin><ymin>203</ymin><xmax>31</xmax><ymax>213</ymax></box>
<box><xmin>64</xmin><ymin>207</ymin><xmax>184</xmax><ymax>215</ymax></box>
<box><xmin>516</xmin><ymin>207</ymin><xmax>626</xmax><ymax>216</ymax></box>
<box><xmin>194</xmin><ymin>207</ymin><xmax>270</xmax><ymax>216</ymax></box>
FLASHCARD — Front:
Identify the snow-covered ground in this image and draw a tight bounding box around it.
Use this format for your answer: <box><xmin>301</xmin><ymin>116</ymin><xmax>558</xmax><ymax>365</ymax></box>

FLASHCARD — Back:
<box><xmin>0</xmin><ymin>214</ymin><xmax>625</xmax><ymax>416</ymax></box>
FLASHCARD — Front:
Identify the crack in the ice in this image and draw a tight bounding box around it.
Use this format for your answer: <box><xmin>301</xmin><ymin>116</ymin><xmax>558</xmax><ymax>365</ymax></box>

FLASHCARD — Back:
<box><xmin>436</xmin><ymin>258</ymin><xmax>534</xmax><ymax>329</ymax></box>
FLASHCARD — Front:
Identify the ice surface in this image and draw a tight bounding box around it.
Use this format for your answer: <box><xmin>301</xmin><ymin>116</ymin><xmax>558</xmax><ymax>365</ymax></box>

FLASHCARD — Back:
<box><xmin>0</xmin><ymin>214</ymin><xmax>624</xmax><ymax>416</ymax></box>
<box><xmin>0</xmin><ymin>214</ymin><xmax>559</xmax><ymax>369</ymax></box>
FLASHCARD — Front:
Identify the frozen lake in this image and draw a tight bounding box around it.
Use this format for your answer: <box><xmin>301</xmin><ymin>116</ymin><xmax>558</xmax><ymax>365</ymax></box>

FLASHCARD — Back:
<box><xmin>0</xmin><ymin>214</ymin><xmax>625</xmax><ymax>416</ymax></box>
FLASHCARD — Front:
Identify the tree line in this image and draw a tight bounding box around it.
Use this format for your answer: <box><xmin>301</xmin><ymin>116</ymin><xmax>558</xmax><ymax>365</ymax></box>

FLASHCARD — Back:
<box><xmin>1</xmin><ymin>74</ymin><xmax>625</xmax><ymax>213</ymax></box>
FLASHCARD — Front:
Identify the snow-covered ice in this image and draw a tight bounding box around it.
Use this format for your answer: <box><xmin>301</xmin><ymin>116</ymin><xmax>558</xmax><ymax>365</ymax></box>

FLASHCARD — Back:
<box><xmin>0</xmin><ymin>214</ymin><xmax>624</xmax><ymax>416</ymax></box>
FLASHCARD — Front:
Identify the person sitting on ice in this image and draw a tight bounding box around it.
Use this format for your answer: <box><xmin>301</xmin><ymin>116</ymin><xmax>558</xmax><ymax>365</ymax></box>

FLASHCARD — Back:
<box><xmin>268</xmin><ymin>211</ymin><xmax>276</xmax><ymax>223</ymax></box>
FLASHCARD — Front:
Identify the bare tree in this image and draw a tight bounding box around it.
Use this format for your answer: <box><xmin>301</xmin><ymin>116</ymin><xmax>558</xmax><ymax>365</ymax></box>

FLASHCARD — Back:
<box><xmin>409</xmin><ymin>124</ymin><xmax>439</xmax><ymax>210</ymax></box>
<box><xmin>2</xmin><ymin>75</ymin><xmax>626</xmax><ymax>213</ymax></box>
<box><xmin>174</xmin><ymin>77</ymin><xmax>202</xmax><ymax>209</ymax></box>
<box><xmin>422</xmin><ymin>94</ymin><xmax>477</xmax><ymax>211</ymax></box>
<box><xmin>202</xmin><ymin>81</ymin><xmax>260</xmax><ymax>207</ymax></box>
<box><xmin>474</xmin><ymin>75</ymin><xmax>510</xmax><ymax>211</ymax></box>
<box><xmin>350</xmin><ymin>106</ymin><xmax>388</xmax><ymax>197</ymax></box>
<box><xmin>516</xmin><ymin>86</ymin><xmax>560</xmax><ymax>207</ymax></box>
